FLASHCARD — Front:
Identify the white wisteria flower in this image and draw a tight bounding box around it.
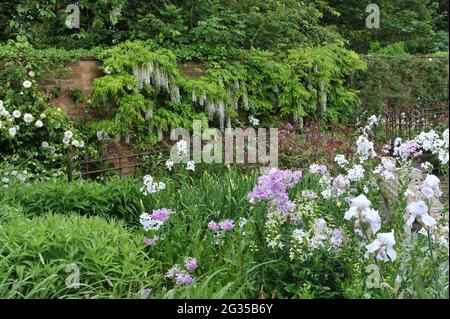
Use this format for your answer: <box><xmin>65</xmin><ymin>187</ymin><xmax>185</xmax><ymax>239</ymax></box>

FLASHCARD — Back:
<box><xmin>35</xmin><ymin>120</ymin><xmax>43</xmax><ymax>128</ymax></box>
<box><xmin>12</xmin><ymin>110</ymin><xmax>21</xmax><ymax>118</ymax></box>
<box><xmin>406</xmin><ymin>201</ymin><xmax>437</xmax><ymax>228</ymax></box>
<box><xmin>23</xmin><ymin>80</ymin><xmax>32</xmax><ymax>88</ymax></box>
<box><xmin>364</xmin><ymin>230</ymin><xmax>397</xmax><ymax>262</ymax></box>
<box><xmin>23</xmin><ymin>113</ymin><xmax>34</xmax><ymax>124</ymax></box>
<box><xmin>186</xmin><ymin>160</ymin><xmax>195</xmax><ymax>171</ymax></box>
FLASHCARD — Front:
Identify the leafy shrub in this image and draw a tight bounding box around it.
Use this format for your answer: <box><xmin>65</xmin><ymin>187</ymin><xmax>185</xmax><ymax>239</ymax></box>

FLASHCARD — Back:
<box><xmin>0</xmin><ymin>41</ymin><xmax>87</xmax><ymax>180</ymax></box>
<box><xmin>0</xmin><ymin>211</ymin><xmax>158</xmax><ymax>298</ymax></box>
<box><xmin>0</xmin><ymin>177</ymin><xmax>144</xmax><ymax>224</ymax></box>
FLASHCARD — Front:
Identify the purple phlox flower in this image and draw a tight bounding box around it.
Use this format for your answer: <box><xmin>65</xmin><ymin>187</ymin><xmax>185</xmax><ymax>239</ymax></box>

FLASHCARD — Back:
<box><xmin>331</xmin><ymin>228</ymin><xmax>343</xmax><ymax>248</ymax></box>
<box><xmin>151</xmin><ymin>208</ymin><xmax>172</xmax><ymax>221</ymax></box>
<box><xmin>247</xmin><ymin>168</ymin><xmax>302</xmax><ymax>213</ymax></box>
<box><xmin>310</xmin><ymin>163</ymin><xmax>329</xmax><ymax>176</ymax></box>
<box><xmin>176</xmin><ymin>273</ymin><xmax>195</xmax><ymax>286</ymax></box>
<box><xmin>184</xmin><ymin>257</ymin><xmax>198</xmax><ymax>271</ymax></box>
<box><xmin>143</xmin><ymin>236</ymin><xmax>159</xmax><ymax>246</ymax></box>
<box><xmin>208</xmin><ymin>220</ymin><xmax>220</xmax><ymax>231</ymax></box>
<box><xmin>165</xmin><ymin>265</ymin><xmax>181</xmax><ymax>279</ymax></box>
<box><xmin>399</xmin><ymin>140</ymin><xmax>423</xmax><ymax>159</ymax></box>
<box><xmin>219</xmin><ymin>219</ymin><xmax>235</xmax><ymax>231</ymax></box>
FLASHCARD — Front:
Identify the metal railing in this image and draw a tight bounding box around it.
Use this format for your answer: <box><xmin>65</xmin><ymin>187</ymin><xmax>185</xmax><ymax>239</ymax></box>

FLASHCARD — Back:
<box><xmin>67</xmin><ymin>150</ymin><xmax>150</xmax><ymax>182</ymax></box>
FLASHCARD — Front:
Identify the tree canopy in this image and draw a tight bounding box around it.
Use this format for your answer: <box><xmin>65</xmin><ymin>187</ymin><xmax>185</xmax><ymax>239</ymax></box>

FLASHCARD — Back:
<box><xmin>1</xmin><ymin>0</ymin><xmax>447</xmax><ymax>55</ymax></box>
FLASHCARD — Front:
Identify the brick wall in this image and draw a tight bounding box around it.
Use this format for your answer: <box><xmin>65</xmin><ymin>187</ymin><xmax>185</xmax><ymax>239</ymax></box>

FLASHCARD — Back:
<box><xmin>40</xmin><ymin>57</ymin><xmax>102</xmax><ymax>120</ymax></box>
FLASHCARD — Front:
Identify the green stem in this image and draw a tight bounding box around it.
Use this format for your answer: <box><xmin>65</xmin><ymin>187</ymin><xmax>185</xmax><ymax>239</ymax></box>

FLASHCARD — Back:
<box><xmin>374</xmin><ymin>258</ymin><xmax>393</xmax><ymax>299</ymax></box>
<box><xmin>426</xmin><ymin>228</ymin><xmax>440</xmax><ymax>292</ymax></box>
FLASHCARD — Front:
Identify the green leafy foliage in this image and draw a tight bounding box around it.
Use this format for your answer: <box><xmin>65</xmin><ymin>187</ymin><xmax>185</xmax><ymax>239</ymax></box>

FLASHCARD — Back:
<box><xmin>0</xmin><ymin>209</ymin><xmax>158</xmax><ymax>298</ymax></box>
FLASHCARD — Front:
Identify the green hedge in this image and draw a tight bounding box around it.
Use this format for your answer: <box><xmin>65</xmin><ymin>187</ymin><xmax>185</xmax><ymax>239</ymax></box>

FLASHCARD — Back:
<box><xmin>354</xmin><ymin>54</ymin><xmax>449</xmax><ymax>119</ymax></box>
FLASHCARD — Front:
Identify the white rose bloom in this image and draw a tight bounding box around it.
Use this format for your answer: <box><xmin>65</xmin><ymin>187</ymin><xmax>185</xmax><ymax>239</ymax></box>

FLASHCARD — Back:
<box><xmin>41</xmin><ymin>141</ymin><xmax>49</xmax><ymax>148</ymax></box>
<box><xmin>28</xmin><ymin>71</ymin><xmax>35</xmax><ymax>77</ymax></box>
<box><xmin>12</xmin><ymin>110</ymin><xmax>21</xmax><ymax>118</ymax></box>
<box><xmin>64</xmin><ymin>130</ymin><xmax>73</xmax><ymax>139</ymax></box>
<box><xmin>23</xmin><ymin>113</ymin><xmax>34</xmax><ymax>124</ymax></box>
<box><xmin>35</xmin><ymin>120</ymin><xmax>43</xmax><ymax>128</ymax></box>
<box><xmin>62</xmin><ymin>137</ymin><xmax>70</xmax><ymax>145</ymax></box>
<box><xmin>71</xmin><ymin>140</ymin><xmax>80</xmax><ymax>147</ymax></box>
<box><xmin>23</xmin><ymin>80</ymin><xmax>32</xmax><ymax>88</ymax></box>
<box><xmin>8</xmin><ymin>127</ymin><xmax>17</xmax><ymax>136</ymax></box>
